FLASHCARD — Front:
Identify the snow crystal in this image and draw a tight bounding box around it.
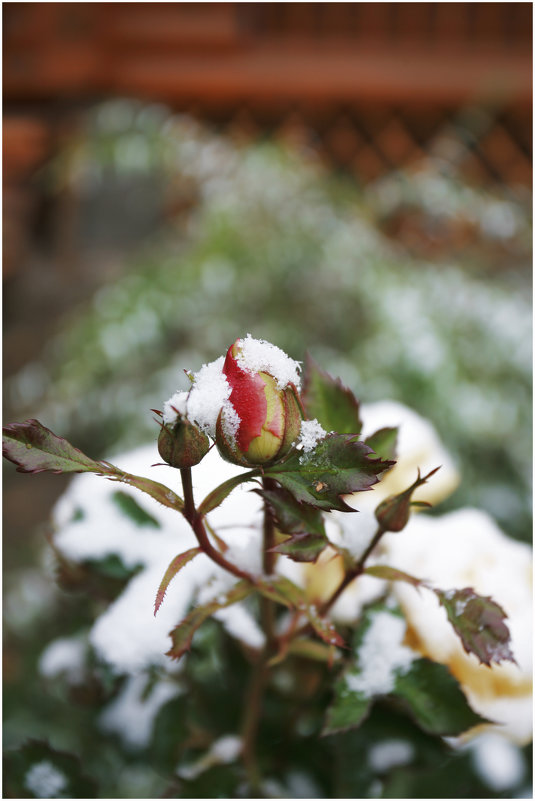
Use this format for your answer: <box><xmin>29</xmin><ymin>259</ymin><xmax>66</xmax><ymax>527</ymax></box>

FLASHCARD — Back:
<box><xmin>39</xmin><ymin>635</ymin><xmax>86</xmax><ymax>683</ymax></box>
<box><xmin>368</xmin><ymin>739</ymin><xmax>414</xmax><ymax>772</ymax></box>
<box><xmin>24</xmin><ymin>760</ymin><xmax>67</xmax><ymax>798</ymax></box>
<box><xmin>299</xmin><ymin>419</ymin><xmax>328</xmax><ymax>452</ymax></box>
<box><xmin>99</xmin><ymin>673</ymin><xmax>181</xmax><ymax>749</ymax></box>
<box><xmin>236</xmin><ymin>333</ymin><xmax>301</xmax><ymax>390</ymax></box>
<box><xmin>346</xmin><ymin>611</ymin><xmax>415</xmax><ymax>697</ymax></box>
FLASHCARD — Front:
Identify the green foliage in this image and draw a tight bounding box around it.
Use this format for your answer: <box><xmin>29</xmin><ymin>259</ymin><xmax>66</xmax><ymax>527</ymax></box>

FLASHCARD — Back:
<box><xmin>302</xmin><ymin>356</ymin><xmax>362</xmax><ymax>435</ymax></box>
<box><xmin>111</xmin><ymin>490</ymin><xmax>160</xmax><ymax>528</ymax></box>
<box><xmin>364</xmin><ymin>427</ymin><xmax>398</xmax><ymax>461</ymax></box>
<box><xmin>265</xmin><ymin>435</ymin><xmax>394</xmax><ymax>512</ymax></box>
<box><xmin>260</xmin><ymin>486</ymin><xmax>328</xmax><ymax>563</ymax></box>
<box><xmin>392</xmin><ymin>658</ymin><xmax>488</xmax><ymax>736</ymax></box>
<box><xmin>3</xmin><ymin>419</ymin><xmax>184</xmax><ymax>513</ymax></box>
<box><xmin>167</xmin><ymin>581</ymin><xmax>252</xmax><ymax>661</ymax></box>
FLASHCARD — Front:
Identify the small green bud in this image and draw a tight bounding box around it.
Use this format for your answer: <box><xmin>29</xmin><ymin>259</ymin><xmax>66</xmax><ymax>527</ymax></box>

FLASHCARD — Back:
<box><xmin>158</xmin><ymin>415</ymin><xmax>210</xmax><ymax>469</ymax></box>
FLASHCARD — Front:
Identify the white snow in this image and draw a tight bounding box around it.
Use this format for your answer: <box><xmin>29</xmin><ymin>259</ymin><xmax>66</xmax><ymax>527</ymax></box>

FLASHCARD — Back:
<box><xmin>162</xmin><ymin>336</ymin><xmax>301</xmax><ymax>435</ymax></box>
<box><xmin>468</xmin><ymin>732</ymin><xmax>525</xmax><ymax>791</ymax></box>
<box><xmin>368</xmin><ymin>739</ymin><xmax>414</xmax><ymax>772</ymax></box>
<box><xmin>99</xmin><ymin>673</ymin><xmax>181</xmax><ymax>749</ymax></box>
<box><xmin>51</xmin><ymin>445</ymin><xmax>264</xmax><ymax>674</ymax></box>
<box><xmin>24</xmin><ymin>760</ymin><xmax>67</xmax><ymax>798</ymax></box>
<box><xmin>346</xmin><ymin>610</ymin><xmax>415</xmax><ymax>697</ymax></box>
<box><xmin>176</xmin><ymin>734</ymin><xmax>242</xmax><ymax>779</ymax></box>
<box><xmin>299</xmin><ymin>419</ymin><xmax>328</xmax><ymax>452</ymax></box>
<box><xmin>39</xmin><ymin>635</ymin><xmax>86</xmax><ymax>683</ymax></box>
<box><xmin>236</xmin><ymin>333</ymin><xmax>301</xmax><ymax>390</ymax></box>
<box><xmin>163</xmin><ymin>356</ymin><xmax>232</xmax><ymax>436</ymax></box>
<box><xmin>162</xmin><ymin>390</ymin><xmax>188</xmax><ymax>424</ymax></box>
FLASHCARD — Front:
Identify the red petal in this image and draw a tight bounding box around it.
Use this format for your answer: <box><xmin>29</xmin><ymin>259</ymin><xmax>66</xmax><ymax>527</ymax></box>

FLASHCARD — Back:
<box><xmin>223</xmin><ymin>342</ymin><xmax>267</xmax><ymax>453</ymax></box>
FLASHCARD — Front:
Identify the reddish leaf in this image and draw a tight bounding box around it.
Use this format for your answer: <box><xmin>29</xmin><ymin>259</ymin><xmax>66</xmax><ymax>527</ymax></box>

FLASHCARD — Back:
<box><xmin>3</xmin><ymin>419</ymin><xmax>184</xmax><ymax>512</ymax></box>
<box><xmin>167</xmin><ymin>581</ymin><xmax>252</xmax><ymax>660</ymax></box>
<box><xmin>435</xmin><ymin>587</ymin><xmax>516</xmax><ymax>667</ymax></box>
<box><xmin>260</xmin><ymin>486</ymin><xmax>328</xmax><ymax>562</ymax></box>
<box><xmin>154</xmin><ymin>548</ymin><xmax>202</xmax><ymax>615</ymax></box>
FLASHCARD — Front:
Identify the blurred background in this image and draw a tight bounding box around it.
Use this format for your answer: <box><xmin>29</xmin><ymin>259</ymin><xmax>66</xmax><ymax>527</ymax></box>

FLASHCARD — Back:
<box><xmin>3</xmin><ymin>2</ymin><xmax>532</xmax><ymax>796</ymax></box>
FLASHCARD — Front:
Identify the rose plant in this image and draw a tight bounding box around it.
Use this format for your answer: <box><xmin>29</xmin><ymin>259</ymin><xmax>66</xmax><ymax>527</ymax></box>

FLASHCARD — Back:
<box><xmin>3</xmin><ymin>335</ymin><xmax>523</xmax><ymax>797</ymax></box>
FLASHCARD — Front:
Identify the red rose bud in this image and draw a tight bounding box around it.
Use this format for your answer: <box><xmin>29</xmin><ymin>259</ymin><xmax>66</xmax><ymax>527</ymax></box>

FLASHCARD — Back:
<box><xmin>375</xmin><ymin>466</ymin><xmax>440</xmax><ymax>532</ymax></box>
<box><xmin>215</xmin><ymin>339</ymin><xmax>302</xmax><ymax>467</ymax></box>
<box><xmin>158</xmin><ymin>414</ymin><xmax>210</xmax><ymax>469</ymax></box>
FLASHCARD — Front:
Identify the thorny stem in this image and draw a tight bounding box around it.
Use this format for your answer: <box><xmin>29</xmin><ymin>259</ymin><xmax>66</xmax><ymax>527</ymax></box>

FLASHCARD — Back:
<box><xmin>180</xmin><ymin>467</ymin><xmax>253</xmax><ymax>583</ymax></box>
<box><xmin>241</xmin><ymin>477</ymin><xmax>279</xmax><ymax>791</ymax></box>
<box><xmin>319</xmin><ymin>523</ymin><xmax>387</xmax><ymax>615</ymax></box>
<box><xmin>260</xmin><ymin>477</ymin><xmax>277</xmax><ymax>647</ymax></box>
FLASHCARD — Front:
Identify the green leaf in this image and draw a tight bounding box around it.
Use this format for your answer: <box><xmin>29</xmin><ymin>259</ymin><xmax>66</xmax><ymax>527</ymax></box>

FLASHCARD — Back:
<box><xmin>3</xmin><ymin>419</ymin><xmax>106</xmax><ymax>474</ymax></box>
<box><xmin>302</xmin><ymin>355</ymin><xmax>362</xmax><ymax>435</ymax></box>
<box><xmin>260</xmin><ymin>487</ymin><xmax>328</xmax><ymax>562</ymax></box>
<box><xmin>166</xmin><ymin>581</ymin><xmax>252</xmax><ymax>660</ymax></box>
<box><xmin>265</xmin><ymin>434</ymin><xmax>394</xmax><ymax>512</ymax></box>
<box><xmin>271</xmin><ymin>532</ymin><xmax>329</xmax><ymax>563</ymax></box>
<box><xmin>323</xmin><ymin>679</ymin><xmax>373</xmax><ymax>735</ymax></box>
<box><xmin>392</xmin><ymin>658</ymin><xmax>489</xmax><ymax>736</ymax></box>
<box><xmin>364</xmin><ymin>427</ymin><xmax>398</xmax><ymax>461</ymax></box>
<box><xmin>155</xmin><ymin>547</ymin><xmax>203</xmax><ymax>615</ymax></box>
<box><xmin>435</xmin><ymin>587</ymin><xmax>515</xmax><ymax>667</ymax></box>
<box><xmin>256</xmin><ymin>575</ymin><xmax>305</xmax><ymax>608</ymax></box>
<box><xmin>3</xmin><ymin>419</ymin><xmax>184</xmax><ymax>512</ymax></box>
<box><xmin>364</xmin><ymin>564</ymin><xmax>424</xmax><ymax>589</ymax></box>
<box><xmin>198</xmin><ymin>470</ymin><xmax>259</xmax><ymax>516</ymax></box>
<box><xmin>112</xmin><ymin>490</ymin><xmax>160</xmax><ymax>528</ymax></box>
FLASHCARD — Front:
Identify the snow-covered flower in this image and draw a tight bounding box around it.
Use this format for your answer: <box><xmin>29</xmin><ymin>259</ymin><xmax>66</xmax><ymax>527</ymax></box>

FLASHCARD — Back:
<box><xmin>162</xmin><ymin>335</ymin><xmax>303</xmax><ymax>468</ymax></box>
<box><xmin>215</xmin><ymin>336</ymin><xmax>302</xmax><ymax>467</ymax></box>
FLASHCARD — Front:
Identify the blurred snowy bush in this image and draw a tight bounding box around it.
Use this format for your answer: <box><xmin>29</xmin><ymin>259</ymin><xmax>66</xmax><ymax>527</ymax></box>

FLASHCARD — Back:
<box><xmin>6</xmin><ymin>101</ymin><xmax>531</xmax><ymax>540</ymax></box>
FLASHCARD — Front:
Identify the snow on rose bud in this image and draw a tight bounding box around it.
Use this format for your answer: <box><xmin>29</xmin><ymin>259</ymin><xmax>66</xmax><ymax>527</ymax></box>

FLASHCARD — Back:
<box><xmin>215</xmin><ymin>338</ymin><xmax>302</xmax><ymax>467</ymax></box>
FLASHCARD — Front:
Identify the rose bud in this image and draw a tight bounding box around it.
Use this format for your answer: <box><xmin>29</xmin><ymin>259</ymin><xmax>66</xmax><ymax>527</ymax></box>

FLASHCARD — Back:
<box><xmin>158</xmin><ymin>413</ymin><xmax>210</xmax><ymax>469</ymax></box>
<box><xmin>215</xmin><ymin>337</ymin><xmax>302</xmax><ymax>467</ymax></box>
